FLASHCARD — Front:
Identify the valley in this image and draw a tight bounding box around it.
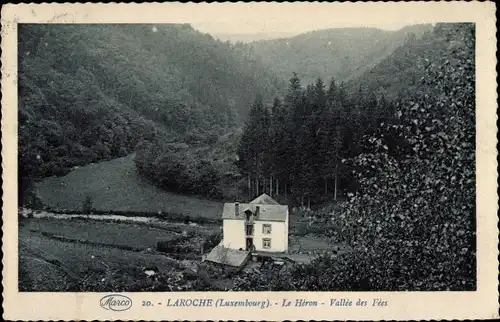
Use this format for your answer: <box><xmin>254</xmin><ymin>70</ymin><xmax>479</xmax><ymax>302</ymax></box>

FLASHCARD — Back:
<box><xmin>18</xmin><ymin>22</ymin><xmax>476</xmax><ymax>292</ymax></box>
<box><xmin>250</xmin><ymin>24</ymin><xmax>433</xmax><ymax>87</ymax></box>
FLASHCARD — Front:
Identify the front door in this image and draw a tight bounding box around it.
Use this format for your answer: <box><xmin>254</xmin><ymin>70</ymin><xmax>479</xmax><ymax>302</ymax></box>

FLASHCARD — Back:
<box><xmin>246</xmin><ymin>238</ymin><xmax>253</xmax><ymax>251</ymax></box>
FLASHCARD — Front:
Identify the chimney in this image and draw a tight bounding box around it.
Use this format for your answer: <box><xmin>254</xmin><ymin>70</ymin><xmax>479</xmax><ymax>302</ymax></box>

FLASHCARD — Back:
<box><xmin>235</xmin><ymin>202</ymin><xmax>239</xmax><ymax>217</ymax></box>
<box><xmin>255</xmin><ymin>206</ymin><xmax>260</xmax><ymax>218</ymax></box>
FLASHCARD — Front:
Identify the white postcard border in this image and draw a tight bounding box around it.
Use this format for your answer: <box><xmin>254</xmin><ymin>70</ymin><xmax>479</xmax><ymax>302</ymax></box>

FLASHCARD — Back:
<box><xmin>2</xmin><ymin>2</ymin><xmax>498</xmax><ymax>321</ymax></box>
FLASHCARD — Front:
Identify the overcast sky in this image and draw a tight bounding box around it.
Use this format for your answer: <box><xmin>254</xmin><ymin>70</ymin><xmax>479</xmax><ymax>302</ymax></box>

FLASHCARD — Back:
<box><xmin>193</xmin><ymin>22</ymin><xmax>412</xmax><ymax>37</ymax></box>
<box><xmin>172</xmin><ymin>3</ymin><xmax>423</xmax><ymax>36</ymax></box>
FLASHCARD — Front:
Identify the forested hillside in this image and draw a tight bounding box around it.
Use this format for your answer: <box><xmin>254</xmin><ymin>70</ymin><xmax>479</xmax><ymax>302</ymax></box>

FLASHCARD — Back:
<box><xmin>18</xmin><ymin>23</ymin><xmax>283</xmax><ymax>187</ymax></box>
<box><xmin>235</xmin><ymin>23</ymin><xmax>475</xmax><ymax>291</ymax></box>
<box><xmin>250</xmin><ymin>24</ymin><xmax>433</xmax><ymax>86</ymax></box>
<box><xmin>345</xmin><ymin>24</ymin><xmax>454</xmax><ymax>100</ymax></box>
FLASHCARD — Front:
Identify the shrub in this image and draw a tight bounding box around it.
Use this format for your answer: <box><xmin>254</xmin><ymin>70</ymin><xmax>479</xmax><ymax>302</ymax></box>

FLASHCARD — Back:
<box><xmin>156</xmin><ymin>235</ymin><xmax>191</xmax><ymax>253</ymax></box>
<box><xmin>18</xmin><ymin>177</ymin><xmax>44</xmax><ymax>209</ymax></box>
<box><xmin>135</xmin><ymin>142</ymin><xmax>226</xmax><ymax>199</ymax></box>
<box><xmin>82</xmin><ymin>195</ymin><xmax>93</xmax><ymax>214</ymax></box>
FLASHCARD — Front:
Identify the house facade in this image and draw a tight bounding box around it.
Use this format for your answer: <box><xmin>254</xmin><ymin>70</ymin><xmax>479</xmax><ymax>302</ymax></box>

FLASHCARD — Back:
<box><xmin>222</xmin><ymin>194</ymin><xmax>289</xmax><ymax>253</ymax></box>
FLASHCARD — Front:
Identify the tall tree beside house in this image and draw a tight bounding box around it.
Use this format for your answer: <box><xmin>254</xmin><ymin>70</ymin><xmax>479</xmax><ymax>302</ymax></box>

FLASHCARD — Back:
<box><xmin>237</xmin><ymin>95</ymin><xmax>272</xmax><ymax>197</ymax></box>
<box><xmin>268</xmin><ymin>97</ymin><xmax>289</xmax><ymax>197</ymax></box>
<box><xmin>269</xmin><ymin>73</ymin><xmax>305</xmax><ymax>198</ymax></box>
<box><xmin>238</xmin><ymin>73</ymin><xmax>308</xmax><ymax>200</ymax></box>
<box><xmin>258</xmin><ymin>101</ymin><xmax>272</xmax><ymax>195</ymax></box>
<box><xmin>296</xmin><ymin>78</ymin><xmax>328</xmax><ymax>205</ymax></box>
<box><xmin>265</xmin><ymin>97</ymin><xmax>283</xmax><ymax>196</ymax></box>
<box><xmin>285</xmin><ymin>74</ymin><xmax>308</xmax><ymax>193</ymax></box>
<box><xmin>318</xmin><ymin>77</ymin><xmax>343</xmax><ymax>198</ymax></box>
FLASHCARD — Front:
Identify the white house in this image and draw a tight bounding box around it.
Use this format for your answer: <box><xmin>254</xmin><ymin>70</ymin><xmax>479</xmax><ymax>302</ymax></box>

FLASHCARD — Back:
<box><xmin>221</xmin><ymin>193</ymin><xmax>289</xmax><ymax>253</ymax></box>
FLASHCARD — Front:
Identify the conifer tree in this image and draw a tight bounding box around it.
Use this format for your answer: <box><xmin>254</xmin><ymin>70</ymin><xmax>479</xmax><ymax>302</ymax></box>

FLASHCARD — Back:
<box><xmin>269</xmin><ymin>97</ymin><xmax>289</xmax><ymax>196</ymax></box>
<box><xmin>237</xmin><ymin>95</ymin><xmax>267</xmax><ymax>196</ymax></box>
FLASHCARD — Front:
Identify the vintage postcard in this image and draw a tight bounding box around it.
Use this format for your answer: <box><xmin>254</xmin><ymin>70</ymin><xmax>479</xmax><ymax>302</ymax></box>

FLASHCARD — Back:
<box><xmin>2</xmin><ymin>2</ymin><xmax>498</xmax><ymax>321</ymax></box>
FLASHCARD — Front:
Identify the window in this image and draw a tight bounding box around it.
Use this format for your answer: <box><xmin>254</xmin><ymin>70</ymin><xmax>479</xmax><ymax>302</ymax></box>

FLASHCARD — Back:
<box><xmin>262</xmin><ymin>224</ymin><xmax>272</xmax><ymax>235</ymax></box>
<box><xmin>263</xmin><ymin>238</ymin><xmax>271</xmax><ymax>249</ymax></box>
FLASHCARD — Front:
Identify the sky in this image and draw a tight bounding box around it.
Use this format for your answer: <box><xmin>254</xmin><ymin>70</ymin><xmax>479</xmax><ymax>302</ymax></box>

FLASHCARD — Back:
<box><xmin>192</xmin><ymin>22</ymin><xmax>412</xmax><ymax>37</ymax></box>
<box><xmin>168</xmin><ymin>3</ymin><xmax>423</xmax><ymax>37</ymax></box>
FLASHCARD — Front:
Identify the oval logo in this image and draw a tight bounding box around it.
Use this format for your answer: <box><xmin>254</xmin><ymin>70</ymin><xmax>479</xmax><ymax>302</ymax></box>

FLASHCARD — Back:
<box><xmin>100</xmin><ymin>294</ymin><xmax>132</xmax><ymax>311</ymax></box>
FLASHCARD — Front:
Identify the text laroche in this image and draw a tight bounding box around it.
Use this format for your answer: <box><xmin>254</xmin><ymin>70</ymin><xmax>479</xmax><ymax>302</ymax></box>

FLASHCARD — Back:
<box><xmin>166</xmin><ymin>299</ymin><xmax>214</xmax><ymax>307</ymax></box>
<box><xmin>165</xmin><ymin>298</ymin><xmax>270</xmax><ymax>309</ymax></box>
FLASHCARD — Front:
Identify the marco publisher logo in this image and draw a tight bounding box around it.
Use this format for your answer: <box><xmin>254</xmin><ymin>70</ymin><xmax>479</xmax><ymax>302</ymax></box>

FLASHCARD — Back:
<box><xmin>100</xmin><ymin>294</ymin><xmax>133</xmax><ymax>311</ymax></box>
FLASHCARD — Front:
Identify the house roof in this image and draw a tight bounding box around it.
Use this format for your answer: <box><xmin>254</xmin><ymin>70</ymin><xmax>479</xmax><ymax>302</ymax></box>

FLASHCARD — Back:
<box><xmin>205</xmin><ymin>244</ymin><xmax>250</xmax><ymax>267</ymax></box>
<box><xmin>222</xmin><ymin>202</ymin><xmax>288</xmax><ymax>222</ymax></box>
<box><xmin>250</xmin><ymin>193</ymin><xmax>280</xmax><ymax>205</ymax></box>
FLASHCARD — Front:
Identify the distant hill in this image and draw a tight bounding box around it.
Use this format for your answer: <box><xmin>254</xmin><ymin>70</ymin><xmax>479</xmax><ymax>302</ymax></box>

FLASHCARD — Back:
<box><xmin>250</xmin><ymin>24</ymin><xmax>433</xmax><ymax>85</ymax></box>
<box><xmin>18</xmin><ymin>24</ymin><xmax>284</xmax><ymax>180</ymax></box>
<box><xmin>213</xmin><ymin>31</ymin><xmax>301</xmax><ymax>43</ymax></box>
<box><xmin>346</xmin><ymin>23</ymin><xmax>459</xmax><ymax>100</ymax></box>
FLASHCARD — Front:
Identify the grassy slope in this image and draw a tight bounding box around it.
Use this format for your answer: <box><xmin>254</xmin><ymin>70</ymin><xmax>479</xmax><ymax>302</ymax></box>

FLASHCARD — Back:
<box><xmin>35</xmin><ymin>154</ymin><xmax>224</xmax><ymax>219</ymax></box>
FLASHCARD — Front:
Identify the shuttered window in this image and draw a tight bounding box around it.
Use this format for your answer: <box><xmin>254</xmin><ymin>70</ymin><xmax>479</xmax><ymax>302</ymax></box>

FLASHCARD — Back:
<box><xmin>263</xmin><ymin>238</ymin><xmax>271</xmax><ymax>249</ymax></box>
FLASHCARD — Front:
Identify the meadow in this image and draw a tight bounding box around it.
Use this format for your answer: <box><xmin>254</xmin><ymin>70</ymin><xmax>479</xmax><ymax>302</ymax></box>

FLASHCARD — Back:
<box><xmin>35</xmin><ymin>154</ymin><xmax>224</xmax><ymax>219</ymax></box>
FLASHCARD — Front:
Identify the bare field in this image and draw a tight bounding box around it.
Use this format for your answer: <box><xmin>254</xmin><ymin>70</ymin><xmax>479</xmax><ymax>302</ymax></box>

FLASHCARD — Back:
<box><xmin>19</xmin><ymin>235</ymin><xmax>187</xmax><ymax>292</ymax></box>
<box><xmin>19</xmin><ymin>217</ymin><xmax>220</xmax><ymax>291</ymax></box>
<box><xmin>23</xmin><ymin>218</ymin><xmax>182</xmax><ymax>250</ymax></box>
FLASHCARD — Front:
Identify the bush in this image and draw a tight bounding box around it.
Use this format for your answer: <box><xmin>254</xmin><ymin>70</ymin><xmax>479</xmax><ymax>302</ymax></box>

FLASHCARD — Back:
<box><xmin>156</xmin><ymin>235</ymin><xmax>191</xmax><ymax>253</ymax></box>
<box><xmin>18</xmin><ymin>177</ymin><xmax>44</xmax><ymax>209</ymax></box>
<box><xmin>333</xmin><ymin>23</ymin><xmax>476</xmax><ymax>290</ymax></box>
<box><xmin>134</xmin><ymin>141</ymin><xmax>226</xmax><ymax>199</ymax></box>
<box><xmin>82</xmin><ymin>195</ymin><xmax>93</xmax><ymax>214</ymax></box>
